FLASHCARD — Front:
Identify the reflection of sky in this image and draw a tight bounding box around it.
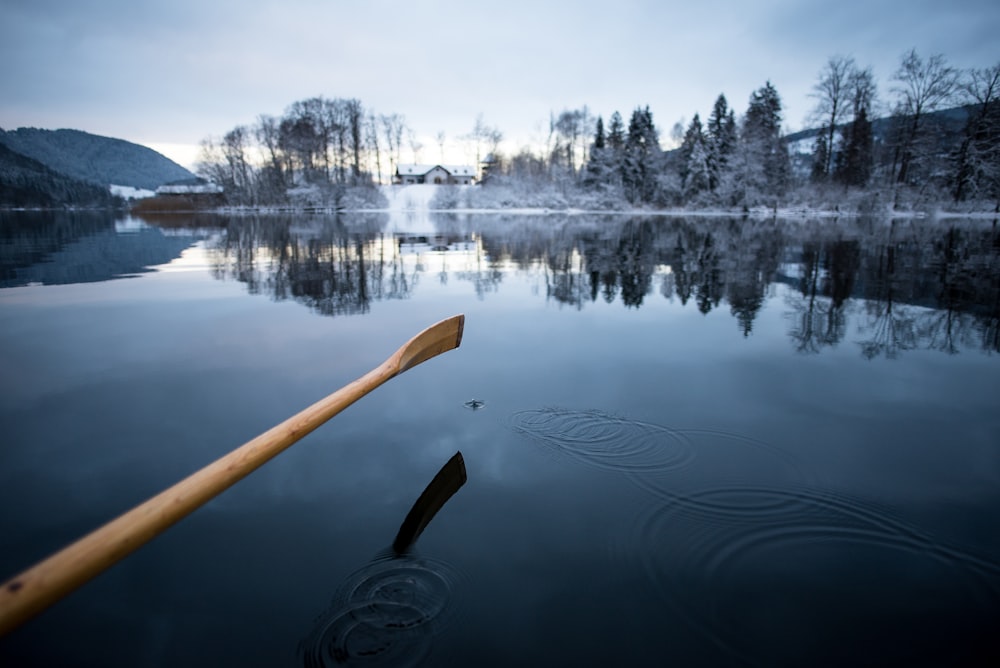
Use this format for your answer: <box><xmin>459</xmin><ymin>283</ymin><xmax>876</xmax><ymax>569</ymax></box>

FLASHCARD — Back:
<box><xmin>1</xmin><ymin>213</ymin><xmax>999</xmax><ymax>666</ymax></box>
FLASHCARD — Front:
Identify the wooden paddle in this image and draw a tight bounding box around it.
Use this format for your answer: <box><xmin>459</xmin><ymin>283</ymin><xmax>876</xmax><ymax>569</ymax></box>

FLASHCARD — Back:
<box><xmin>0</xmin><ymin>314</ymin><xmax>465</xmax><ymax>636</ymax></box>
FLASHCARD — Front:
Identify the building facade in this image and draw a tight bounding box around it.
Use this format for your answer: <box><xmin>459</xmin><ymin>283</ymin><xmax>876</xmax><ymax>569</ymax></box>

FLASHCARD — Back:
<box><xmin>395</xmin><ymin>164</ymin><xmax>475</xmax><ymax>185</ymax></box>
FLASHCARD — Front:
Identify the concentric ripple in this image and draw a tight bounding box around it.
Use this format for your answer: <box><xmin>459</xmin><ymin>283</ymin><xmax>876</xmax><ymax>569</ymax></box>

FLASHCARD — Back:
<box><xmin>506</xmin><ymin>407</ymin><xmax>697</xmax><ymax>474</ymax></box>
<box><xmin>506</xmin><ymin>408</ymin><xmax>808</xmax><ymax>494</ymax></box>
<box><xmin>301</xmin><ymin>554</ymin><xmax>461</xmax><ymax>667</ymax></box>
<box><xmin>615</xmin><ymin>485</ymin><xmax>1000</xmax><ymax>665</ymax></box>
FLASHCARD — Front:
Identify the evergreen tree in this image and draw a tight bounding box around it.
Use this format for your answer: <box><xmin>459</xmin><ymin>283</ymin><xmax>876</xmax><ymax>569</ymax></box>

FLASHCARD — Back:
<box><xmin>679</xmin><ymin>114</ymin><xmax>710</xmax><ymax>198</ymax></box>
<box><xmin>811</xmin><ymin>133</ymin><xmax>830</xmax><ymax>183</ymax></box>
<box><xmin>607</xmin><ymin>111</ymin><xmax>625</xmax><ymax>152</ymax></box>
<box><xmin>622</xmin><ymin>106</ymin><xmax>660</xmax><ymax>204</ymax></box>
<box><xmin>739</xmin><ymin>81</ymin><xmax>791</xmax><ymax>204</ymax></box>
<box><xmin>584</xmin><ymin>116</ymin><xmax>609</xmax><ymax>186</ymax></box>
<box><xmin>706</xmin><ymin>95</ymin><xmax>737</xmax><ymax>193</ymax></box>
<box><xmin>593</xmin><ymin>115</ymin><xmax>606</xmax><ymax>151</ymax></box>
<box><xmin>836</xmin><ymin>106</ymin><xmax>874</xmax><ymax>187</ymax></box>
<box><xmin>834</xmin><ymin>68</ymin><xmax>877</xmax><ymax>188</ymax></box>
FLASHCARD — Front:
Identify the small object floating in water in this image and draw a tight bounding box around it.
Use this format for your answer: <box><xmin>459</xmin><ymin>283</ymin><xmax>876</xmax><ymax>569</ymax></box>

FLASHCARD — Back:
<box><xmin>463</xmin><ymin>399</ymin><xmax>486</xmax><ymax>411</ymax></box>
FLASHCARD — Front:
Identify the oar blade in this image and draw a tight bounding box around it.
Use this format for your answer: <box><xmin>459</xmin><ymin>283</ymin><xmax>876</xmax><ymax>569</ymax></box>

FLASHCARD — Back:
<box><xmin>395</xmin><ymin>315</ymin><xmax>465</xmax><ymax>375</ymax></box>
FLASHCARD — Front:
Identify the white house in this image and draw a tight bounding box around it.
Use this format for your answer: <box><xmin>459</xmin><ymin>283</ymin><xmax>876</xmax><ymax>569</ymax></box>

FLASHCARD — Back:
<box><xmin>395</xmin><ymin>164</ymin><xmax>476</xmax><ymax>185</ymax></box>
<box><xmin>155</xmin><ymin>177</ymin><xmax>224</xmax><ymax>195</ymax></box>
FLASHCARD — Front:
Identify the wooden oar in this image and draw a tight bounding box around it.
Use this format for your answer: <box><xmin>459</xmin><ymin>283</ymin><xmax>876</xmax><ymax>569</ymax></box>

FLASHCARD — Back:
<box><xmin>0</xmin><ymin>314</ymin><xmax>465</xmax><ymax>636</ymax></box>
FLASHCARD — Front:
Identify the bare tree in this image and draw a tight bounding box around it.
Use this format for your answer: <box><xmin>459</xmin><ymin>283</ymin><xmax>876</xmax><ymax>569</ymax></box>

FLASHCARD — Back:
<box><xmin>366</xmin><ymin>113</ymin><xmax>384</xmax><ymax>185</ymax></box>
<box><xmin>953</xmin><ymin>62</ymin><xmax>1000</xmax><ymax>204</ymax></box>
<box><xmin>408</xmin><ymin>128</ymin><xmax>424</xmax><ymax>163</ymax></box>
<box><xmin>436</xmin><ymin>130</ymin><xmax>446</xmax><ymax>163</ymax></box>
<box><xmin>380</xmin><ymin>113</ymin><xmax>407</xmax><ymax>180</ymax></box>
<box><xmin>464</xmin><ymin>114</ymin><xmax>503</xmax><ymax>180</ymax></box>
<box><xmin>810</xmin><ymin>56</ymin><xmax>856</xmax><ymax>178</ymax></box>
<box><xmin>889</xmin><ymin>49</ymin><xmax>960</xmax><ymax>185</ymax></box>
<box><xmin>254</xmin><ymin>114</ymin><xmax>287</xmax><ymax>198</ymax></box>
<box><xmin>344</xmin><ymin>98</ymin><xmax>365</xmax><ymax>183</ymax></box>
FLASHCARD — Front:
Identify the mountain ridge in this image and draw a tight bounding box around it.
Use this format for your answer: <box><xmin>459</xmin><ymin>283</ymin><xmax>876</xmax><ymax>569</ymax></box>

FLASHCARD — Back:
<box><xmin>0</xmin><ymin>128</ymin><xmax>195</xmax><ymax>191</ymax></box>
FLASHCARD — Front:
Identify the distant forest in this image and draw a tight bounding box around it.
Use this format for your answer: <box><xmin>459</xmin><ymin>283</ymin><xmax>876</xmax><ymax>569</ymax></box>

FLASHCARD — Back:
<box><xmin>197</xmin><ymin>49</ymin><xmax>1000</xmax><ymax>214</ymax></box>
<box><xmin>0</xmin><ymin>142</ymin><xmax>119</xmax><ymax>209</ymax></box>
<box><xmin>0</xmin><ymin>128</ymin><xmax>196</xmax><ymax>209</ymax></box>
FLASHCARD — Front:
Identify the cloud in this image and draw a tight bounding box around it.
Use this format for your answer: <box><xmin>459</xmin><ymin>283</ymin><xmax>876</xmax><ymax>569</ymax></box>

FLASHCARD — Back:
<box><xmin>2</xmin><ymin>0</ymin><xmax>997</xmax><ymax>166</ymax></box>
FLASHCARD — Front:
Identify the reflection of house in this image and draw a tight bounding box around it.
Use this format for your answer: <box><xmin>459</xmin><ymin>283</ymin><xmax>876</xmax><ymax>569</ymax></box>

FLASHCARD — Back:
<box><xmin>394</xmin><ymin>164</ymin><xmax>475</xmax><ymax>185</ymax></box>
<box><xmin>155</xmin><ymin>177</ymin><xmax>224</xmax><ymax>195</ymax></box>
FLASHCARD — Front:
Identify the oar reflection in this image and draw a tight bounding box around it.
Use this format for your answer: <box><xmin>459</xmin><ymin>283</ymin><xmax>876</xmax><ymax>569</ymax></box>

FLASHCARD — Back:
<box><xmin>301</xmin><ymin>452</ymin><xmax>467</xmax><ymax>667</ymax></box>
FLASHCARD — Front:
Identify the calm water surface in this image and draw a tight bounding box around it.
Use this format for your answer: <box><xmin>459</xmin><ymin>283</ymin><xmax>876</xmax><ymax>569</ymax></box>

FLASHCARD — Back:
<box><xmin>1</xmin><ymin>210</ymin><xmax>999</xmax><ymax>667</ymax></box>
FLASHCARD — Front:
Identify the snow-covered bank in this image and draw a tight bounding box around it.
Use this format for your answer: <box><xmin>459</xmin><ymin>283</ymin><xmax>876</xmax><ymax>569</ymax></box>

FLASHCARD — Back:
<box><xmin>137</xmin><ymin>183</ymin><xmax>998</xmax><ymax>220</ymax></box>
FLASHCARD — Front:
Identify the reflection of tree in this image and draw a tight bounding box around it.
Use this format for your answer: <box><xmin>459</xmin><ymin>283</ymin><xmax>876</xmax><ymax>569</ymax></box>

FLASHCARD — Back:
<box><xmin>919</xmin><ymin>224</ymin><xmax>1000</xmax><ymax>354</ymax></box>
<box><xmin>616</xmin><ymin>220</ymin><xmax>655</xmax><ymax>308</ymax></box>
<box><xmin>209</xmin><ymin>214</ymin><xmax>408</xmax><ymax>317</ymax></box>
<box><xmin>194</xmin><ymin>212</ymin><xmax>1000</xmax><ymax>357</ymax></box>
<box><xmin>857</xmin><ymin>224</ymin><xmax>928</xmax><ymax>359</ymax></box>
<box><xmin>727</xmin><ymin>219</ymin><xmax>782</xmax><ymax>336</ymax></box>
<box><xmin>787</xmin><ymin>238</ymin><xmax>858</xmax><ymax>352</ymax></box>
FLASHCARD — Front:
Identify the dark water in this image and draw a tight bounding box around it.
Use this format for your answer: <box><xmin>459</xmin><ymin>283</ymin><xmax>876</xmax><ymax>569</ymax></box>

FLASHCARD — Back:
<box><xmin>1</xmin><ymin>210</ymin><xmax>998</xmax><ymax>667</ymax></box>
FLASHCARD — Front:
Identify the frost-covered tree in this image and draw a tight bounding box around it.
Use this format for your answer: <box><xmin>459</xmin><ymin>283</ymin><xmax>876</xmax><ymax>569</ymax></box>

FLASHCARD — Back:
<box><xmin>380</xmin><ymin>113</ymin><xmax>407</xmax><ymax>180</ymax></box>
<box><xmin>738</xmin><ymin>82</ymin><xmax>791</xmax><ymax>206</ymax></box>
<box><xmin>622</xmin><ymin>106</ymin><xmax>661</xmax><ymax>204</ymax></box>
<box><xmin>254</xmin><ymin>114</ymin><xmax>288</xmax><ymax>199</ymax></box>
<box><xmin>607</xmin><ymin>111</ymin><xmax>625</xmax><ymax>154</ymax></box>
<box><xmin>836</xmin><ymin>106</ymin><xmax>874</xmax><ymax>187</ymax></box>
<box><xmin>809</xmin><ymin>56</ymin><xmax>856</xmax><ymax>179</ymax></box>
<box><xmin>889</xmin><ymin>49</ymin><xmax>960</xmax><ymax>185</ymax></box>
<box><xmin>679</xmin><ymin>114</ymin><xmax>710</xmax><ymax>198</ymax></box>
<box><xmin>829</xmin><ymin>66</ymin><xmax>877</xmax><ymax>188</ymax></box>
<box><xmin>952</xmin><ymin>62</ymin><xmax>1000</xmax><ymax>204</ymax></box>
<box><xmin>584</xmin><ymin>116</ymin><xmax>607</xmax><ymax>185</ymax></box>
<box><xmin>706</xmin><ymin>94</ymin><xmax>737</xmax><ymax>194</ymax></box>
<box><xmin>811</xmin><ymin>133</ymin><xmax>830</xmax><ymax>183</ymax></box>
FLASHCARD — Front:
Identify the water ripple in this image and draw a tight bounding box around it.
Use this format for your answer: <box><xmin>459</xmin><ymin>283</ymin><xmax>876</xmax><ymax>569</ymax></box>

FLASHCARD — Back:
<box><xmin>300</xmin><ymin>554</ymin><xmax>462</xmax><ymax>667</ymax></box>
<box><xmin>506</xmin><ymin>408</ymin><xmax>697</xmax><ymax>474</ymax></box>
<box><xmin>616</xmin><ymin>486</ymin><xmax>1000</xmax><ymax>665</ymax></box>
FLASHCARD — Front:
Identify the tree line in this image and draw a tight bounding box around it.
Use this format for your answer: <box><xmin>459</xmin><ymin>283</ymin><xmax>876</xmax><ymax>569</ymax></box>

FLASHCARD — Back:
<box><xmin>197</xmin><ymin>49</ymin><xmax>999</xmax><ymax>212</ymax></box>
<box><xmin>200</xmin><ymin>212</ymin><xmax>1000</xmax><ymax>355</ymax></box>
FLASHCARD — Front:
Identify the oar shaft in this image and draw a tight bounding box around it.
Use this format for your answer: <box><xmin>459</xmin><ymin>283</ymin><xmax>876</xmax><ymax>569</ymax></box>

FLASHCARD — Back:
<box><xmin>0</xmin><ymin>315</ymin><xmax>464</xmax><ymax>636</ymax></box>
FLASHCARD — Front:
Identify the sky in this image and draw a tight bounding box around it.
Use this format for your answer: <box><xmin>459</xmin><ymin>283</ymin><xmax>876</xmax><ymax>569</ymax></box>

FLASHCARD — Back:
<box><xmin>2</xmin><ymin>0</ymin><xmax>998</xmax><ymax>171</ymax></box>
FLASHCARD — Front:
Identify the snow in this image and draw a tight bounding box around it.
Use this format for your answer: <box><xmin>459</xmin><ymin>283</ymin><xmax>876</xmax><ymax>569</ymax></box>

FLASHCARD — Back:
<box><xmin>382</xmin><ymin>184</ymin><xmax>440</xmax><ymax>234</ymax></box>
<box><xmin>109</xmin><ymin>184</ymin><xmax>155</xmax><ymax>199</ymax></box>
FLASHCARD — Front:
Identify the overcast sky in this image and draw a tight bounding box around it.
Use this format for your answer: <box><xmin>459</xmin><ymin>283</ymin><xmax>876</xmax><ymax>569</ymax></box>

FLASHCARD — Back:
<box><xmin>2</xmin><ymin>0</ymin><xmax>998</xmax><ymax>170</ymax></box>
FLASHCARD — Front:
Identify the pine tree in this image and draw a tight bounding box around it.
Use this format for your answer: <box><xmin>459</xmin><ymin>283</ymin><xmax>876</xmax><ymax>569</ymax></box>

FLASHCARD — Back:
<box><xmin>622</xmin><ymin>107</ymin><xmax>660</xmax><ymax>204</ymax></box>
<box><xmin>679</xmin><ymin>114</ymin><xmax>710</xmax><ymax>199</ymax></box>
<box><xmin>706</xmin><ymin>94</ymin><xmax>737</xmax><ymax>193</ymax></box>
<box><xmin>607</xmin><ymin>111</ymin><xmax>625</xmax><ymax>152</ymax></box>
<box><xmin>584</xmin><ymin>116</ymin><xmax>610</xmax><ymax>186</ymax></box>
<box><xmin>593</xmin><ymin>116</ymin><xmax>606</xmax><ymax>151</ymax></box>
<box><xmin>834</xmin><ymin>68</ymin><xmax>876</xmax><ymax>188</ymax></box>
<box><xmin>836</xmin><ymin>106</ymin><xmax>873</xmax><ymax>187</ymax></box>
<box><xmin>811</xmin><ymin>133</ymin><xmax>829</xmax><ymax>183</ymax></box>
<box><xmin>740</xmin><ymin>81</ymin><xmax>791</xmax><ymax>204</ymax></box>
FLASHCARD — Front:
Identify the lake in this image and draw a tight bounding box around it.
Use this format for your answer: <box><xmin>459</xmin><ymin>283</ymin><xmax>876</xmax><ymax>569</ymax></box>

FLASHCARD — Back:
<box><xmin>1</xmin><ymin>209</ymin><xmax>999</xmax><ymax>667</ymax></box>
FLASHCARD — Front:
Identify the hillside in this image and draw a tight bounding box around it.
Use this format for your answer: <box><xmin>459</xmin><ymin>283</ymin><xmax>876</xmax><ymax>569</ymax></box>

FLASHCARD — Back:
<box><xmin>0</xmin><ymin>142</ymin><xmax>119</xmax><ymax>208</ymax></box>
<box><xmin>0</xmin><ymin>128</ymin><xmax>194</xmax><ymax>190</ymax></box>
<box><xmin>784</xmin><ymin>105</ymin><xmax>972</xmax><ymax>178</ymax></box>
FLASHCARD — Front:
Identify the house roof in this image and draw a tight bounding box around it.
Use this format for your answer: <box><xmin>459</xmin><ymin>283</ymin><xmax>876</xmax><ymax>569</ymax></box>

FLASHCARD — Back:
<box><xmin>396</xmin><ymin>164</ymin><xmax>475</xmax><ymax>177</ymax></box>
<box><xmin>155</xmin><ymin>177</ymin><xmax>223</xmax><ymax>194</ymax></box>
